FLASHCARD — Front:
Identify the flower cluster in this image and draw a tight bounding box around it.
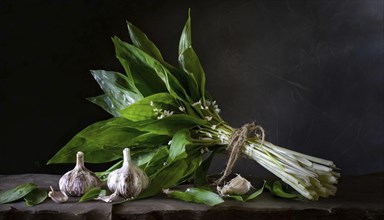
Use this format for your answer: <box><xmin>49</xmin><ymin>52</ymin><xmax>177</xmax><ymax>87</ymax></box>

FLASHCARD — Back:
<box><xmin>150</xmin><ymin>102</ymin><xmax>174</xmax><ymax>119</ymax></box>
<box><xmin>192</xmin><ymin>99</ymin><xmax>221</xmax><ymax>113</ymax></box>
<box><xmin>205</xmin><ymin>100</ymin><xmax>221</xmax><ymax>113</ymax></box>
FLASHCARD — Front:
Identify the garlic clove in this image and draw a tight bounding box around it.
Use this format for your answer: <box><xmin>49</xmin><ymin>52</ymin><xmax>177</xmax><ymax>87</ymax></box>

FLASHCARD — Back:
<box><xmin>48</xmin><ymin>186</ymin><xmax>68</xmax><ymax>203</ymax></box>
<box><xmin>59</xmin><ymin>151</ymin><xmax>102</xmax><ymax>197</ymax></box>
<box><xmin>217</xmin><ymin>174</ymin><xmax>253</xmax><ymax>196</ymax></box>
<box><xmin>95</xmin><ymin>189</ymin><xmax>120</xmax><ymax>203</ymax></box>
<box><xmin>107</xmin><ymin>148</ymin><xmax>149</xmax><ymax>199</ymax></box>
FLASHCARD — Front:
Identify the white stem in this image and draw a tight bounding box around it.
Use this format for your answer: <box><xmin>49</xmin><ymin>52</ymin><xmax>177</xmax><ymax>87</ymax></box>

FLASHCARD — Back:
<box><xmin>261</xmin><ymin>145</ymin><xmax>318</xmax><ymax>178</ymax></box>
<box><xmin>75</xmin><ymin>151</ymin><xmax>85</xmax><ymax>169</ymax></box>
<box><xmin>215</xmin><ymin>126</ymin><xmax>339</xmax><ymax>200</ymax></box>
<box><xmin>123</xmin><ymin>148</ymin><xmax>131</xmax><ymax>168</ymax></box>
<box><xmin>262</xmin><ymin>141</ymin><xmax>335</xmax><ymax>167</ymax></box>
<box><xmin>295</xmin><ymin>156</ymin><xmax>313</xmax><ymax>167</ymax></box>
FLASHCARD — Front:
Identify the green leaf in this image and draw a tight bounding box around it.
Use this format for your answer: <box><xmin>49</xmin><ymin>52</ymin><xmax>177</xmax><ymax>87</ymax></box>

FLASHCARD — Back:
<box><xmin>119</xmin><ymin>93</ymin><xmax>178</xmax><ymax>121</ymax></box>
<box><xmin>125</xmin><ymin>114</ymin><xmax>206</xmax><ymax>136</ymax></box>
<box><xmin>167</xmin><ymin>135</ymin><xmax>203</xmax><ymax>186</ymax></box>
<box><xmin>144</xmin><ymin>146</ymin><xmax>169</xmax><ymax>176</ymax></box>
<box><xmin>91</xmin><ymin>70</ymin><xmax>143</xmax><ymax>112</ymax></box>
<box><xmin>48</xmin><ymin>116</ymin><xmax>170</xmax><ymax>164</ymax></box>
<box><xmin>177</xmin><ymin>10</ymin><xmax>203</xmax><ymax>101</ymax></box>
<box><xmin>127</xmin><ymin>21</ymin><xmax>164</xmax><ymax>63</ymax></box>
<box><xmin>24</xmin><ymin>188</ymin><xmax>48</xmax><ymax>206</ymax></box>
<box><xmin>138</xmin><ymin>139</ymin><xmax>203</xmax><ymax>199</ymax></box>
<box><xmin>129</xmin><ymin>132</ymin><xmax>170</xmax><ymax>148</ymax></box>
<box><xmin>0</xmin><ymin>183</ymin><xmax>38</xmax><ymax>204</ymax></box>
<box><xmin>245</xmin><ymin>180</ymin><xmax>266</xmax><ymax>201</ymax></box>
<box><xmin>168</xmin><ymin>129</ymin><xmax>192</xmax><ymax>162</ymax></box>
<box><xmin>179</xmin><ymin>47</ymin><xmax>206</xmax><ymax>100</ymax></box>
<box><xmin>47</xmin><ymin>117</ymin><xmax>148</xmax><ymax>164</ymax></box>
<box><xmin>179</xmin><ymin>153</ymin><xmax>203</xmax><ymax>184</ymax></box>
<box><xmin>165</xmin><ymin>188</ymin><xmax>224</xmax><ymax>206</ymax></box>
<box><xmin>266</xmin><ymin>181</ymin><xmax>300</xmax><ymax>199</ymax></box>
<box><xmin>79</xmin><ymin>187</ymin><xmax>106</xmax><ymax>202</ymax></box>
<box><xmin>194</xmin><ymin>151</ymin><xmax>216</xmax><ymax>190</ymax></box>
<box><xmin>225</xmin><ymin>194</ymin><xmax>245</xmax><ymax>202</ymax></box>
<box><xmin>134</xmin><ymin>151</ymin><xmax>158</xmax><ymax>167</ymax></box>
<box><xmin>87</xmin><ymin>94</ymin><xmax>120</xmax><ymax>117</ymax></box>
<box><xmin>113</xmin><ymin>37</ymin><xmax>168</xmax><ymax>97</ymax></box>
<box><xmin>113</xmin><ymin>37</ymin><xmax>191</xmax><ymax>102</ymax></box>
<box><xmin>126</xmin><ymin>22</ymin><xmax>192</xmax><ymax>92</ymax></box>
<box><xmin>139</xmin><ymin>160</ymin><xmax>189</xmax><ymax>198</ymax></box>
<box><xmin>179</xmin><ymin>9</ymin><xmax>192</xmax><ymax>56</ymax></box>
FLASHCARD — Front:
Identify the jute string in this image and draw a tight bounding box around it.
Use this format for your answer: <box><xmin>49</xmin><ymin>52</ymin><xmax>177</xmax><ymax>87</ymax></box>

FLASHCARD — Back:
<box><xmin>215</xmin><ymin>122</ymin><xmax>265</xmax><ymax>185</ymax></box>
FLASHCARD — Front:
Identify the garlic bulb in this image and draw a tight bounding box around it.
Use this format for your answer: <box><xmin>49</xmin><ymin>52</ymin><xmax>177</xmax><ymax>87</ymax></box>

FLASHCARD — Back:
<box><xmin>217</xmin><ymin>174</ymin><xmax>252</xmax><ymax>196</ymax></box>
<box><xmin>107</xmin><ymin>148</ymin><xmax>149</xmax><ymax>198</ymax></box>
<box><xmin>59</xmin><ymin>151</ymin><xmax>102</xmax><ymax>197</ymax></box>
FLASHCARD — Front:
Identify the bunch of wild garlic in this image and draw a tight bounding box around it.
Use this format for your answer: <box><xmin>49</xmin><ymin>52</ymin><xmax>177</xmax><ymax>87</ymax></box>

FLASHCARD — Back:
<box><xmin>47</xmin><ymin>11</ymin><xmax>339</xmax><ymax>203</ymax></box>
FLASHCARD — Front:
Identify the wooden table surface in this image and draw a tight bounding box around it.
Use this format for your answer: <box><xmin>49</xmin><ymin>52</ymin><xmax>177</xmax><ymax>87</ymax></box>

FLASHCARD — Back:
<box><xmin>0</xmin><ymin>173</ymin><xmax>383</xmax><ymax>220</ymax></box>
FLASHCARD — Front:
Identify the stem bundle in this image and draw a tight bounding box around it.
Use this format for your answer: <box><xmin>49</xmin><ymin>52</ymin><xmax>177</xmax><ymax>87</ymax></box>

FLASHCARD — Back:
<box><xmin>215</xmin><ymin>125</ymin><xmax>339</xmax><ymax>200</ymax></box>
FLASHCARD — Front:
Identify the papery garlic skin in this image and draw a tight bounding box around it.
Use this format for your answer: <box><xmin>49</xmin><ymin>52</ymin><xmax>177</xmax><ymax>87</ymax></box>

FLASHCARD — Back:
<box><xmin>59</xmin><ymin>151</ymin><xmax>102</xmax><ymax>197</ymax></box>
<box><xmin>218</xmin><ymin>174</ymin><xmax>252</xmax><ymax>196</ymax></box>
<box><xmin>48</xmin><ymin>186</ymin><xmax>68</xmax><ymax>203</ymax></box>
<box><xmin>107</xmin><ymin>148</ymin><xmax>149</xmax><ymax>198</ymax></box>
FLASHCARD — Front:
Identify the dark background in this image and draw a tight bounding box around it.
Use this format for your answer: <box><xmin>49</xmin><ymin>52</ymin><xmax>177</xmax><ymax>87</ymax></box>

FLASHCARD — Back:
<box><xmin>0</xmin><ymin>0</ymin><xmax>382</xmax><ymax>176</ymax></box>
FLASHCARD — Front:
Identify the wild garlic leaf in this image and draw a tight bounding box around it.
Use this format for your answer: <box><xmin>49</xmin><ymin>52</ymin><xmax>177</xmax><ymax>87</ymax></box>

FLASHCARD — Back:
<box><xmin>194</xmin><ymin>151</ymin><xmax>216</xmax><ymax>190</ymax></box>
<box><xmin>168</xmin><ymin>129</ymin><xmax>192</xmax><ymax>162</ymax></box>
<box><xmin>245</xmin><ymin>180</ymin><xmax>266</xmax><ymax>201</ymax></box>
<box><xmin>127</xmin><ymin>21</ymin><xmax>182</xmax><ymax>73</ymax></box>
<box><xmin>113</xmin><ymin>37</ymin><xmax>168</xmax><ymax>97</ymax></box>
<box><xmin>79</xmin><ymin>187</ymin><xmax>106</xmax><ymax>202</ymax></box>
<box><xmin>179</xmin><ymin>47</ymin><xmax>206</xmax><ymax>101</ymax></box>
<box><xmin>47</xmin><ymin>118</ymin><xmax>145</xmax><ymax>164</ymax></box>
<box><xmin>113</xmin><ymin>37</ymin><xmax>192</xmax><ymax>103</ymax></box>
<box><xmin>169</xmin><ymin>129</ymin><xmax>217</xmax><ymax>165</ymax></box>
<box><xmin>266</xmin><ymin>181</ymin><xmax>300</xmax><ymax>199</ymax></box>
<box><xmin>126</xmin><ymin>21</ymin><xmax>191</xmax><ymax>92</ymax></box>
<box><xmin>165</xmin><ymin>188</ymin><xmax>224</xmax><ymax>207</ymax></box>
<box><xmin>166</xmin><ymin>129</ymin><xmax>207</xmax><ymax>185</ymax></box>
<box><xmin>0</xmin><ymin>183</ymin><xmax>38</xmax><ymax>204</ymax></box>
<box><xmin>24</xmin><ymin>188</ymin><xmax>48</xmax><ymax>206</ymax></box>
<box><xmin>133</xmin><ymin>151</ymin><xmax>158</xmax><ymax>167</ymax></box>
<box><xmin>127</xmin><ymin>21</ymin><xmax>164</xmax><ymax>63</ymax></box>
<box><xmin>128</xmin><ymin>133</ymin><xmax>170</xmax><ymax>149</ymax></box>
<box><xmin>140</xmin><ymin>146</ymin><xmax>201</xmax><ymax>197</ymax></box>
<box><xmin>144</xmin><ymin>146</ymin><xmax>169</xmax><ymax>176</ymax></box>
<box><xmin>139</xmin><ymin>160</ymin><xmax>189</xmax><ymax>198</ymax></box>
<box><xmin>86</xmin><ymin>94</ymin><xmax>120</xmax><ymax>117</ymax></box>
<box><xmin>179</xmin><ymin>9</ymin><xmax>192</xmax><ymax>56</ymax></box>
<box><xmin>119</xmin><ymin>93</ymin><xmax>178</xmax><ymax>121</ymax></box>
<box><xmin>91</xmin><ymin>70</ymin><xmax>143</xmax><ymax>110</ymax></box>
<box><xmin>124</xmin><ymin>114</ymin><xmax>207</xmax><ymax>136</ymax></box>
<box><xmin>225</xmin><ymin>194</ymin><xmax>245</xmax><ymax>202</ymax></box>
<box><xmin>179</xmin><ymin>154</ymin><xmax>203</xmax><ymax>184</ymax></box>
